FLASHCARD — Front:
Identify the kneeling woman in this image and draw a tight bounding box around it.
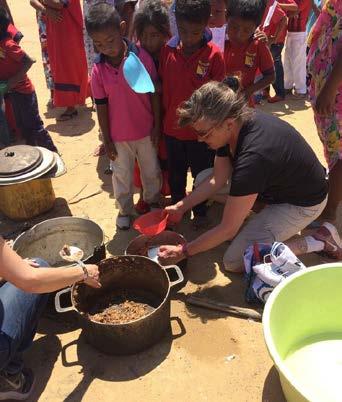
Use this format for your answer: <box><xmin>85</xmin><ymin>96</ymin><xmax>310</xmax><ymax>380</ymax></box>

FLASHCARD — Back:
<box><xmin>159</xmin><ymin>80</ymin><xmax>341</xmax><ymax>270</ymax></box>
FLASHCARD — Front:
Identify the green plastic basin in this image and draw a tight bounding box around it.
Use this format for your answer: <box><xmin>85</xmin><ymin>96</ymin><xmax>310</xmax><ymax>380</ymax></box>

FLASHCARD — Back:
<box><xmin>263</xmin><ymin>263</ymin><xmax>342</xmax><ymax>402</ymax></box>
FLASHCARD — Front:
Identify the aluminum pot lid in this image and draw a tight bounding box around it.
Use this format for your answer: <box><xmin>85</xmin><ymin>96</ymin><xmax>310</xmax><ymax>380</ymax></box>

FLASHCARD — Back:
<box><xmin>0</xmin><ymin>145</ymin><xmax>43</xmax><ymax>177</ymax></box>
<box><xmin>0</xmin><ymin>147</ymin><xmax>56</xmax><ymax>186</ymax></box>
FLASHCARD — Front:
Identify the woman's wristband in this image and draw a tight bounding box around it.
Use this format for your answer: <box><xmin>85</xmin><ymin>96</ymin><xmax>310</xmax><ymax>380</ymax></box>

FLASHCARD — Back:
<box><xmin>79</xmin><ymin>264</ymin><xmax>88</xmax><ymax>281</ymax></box>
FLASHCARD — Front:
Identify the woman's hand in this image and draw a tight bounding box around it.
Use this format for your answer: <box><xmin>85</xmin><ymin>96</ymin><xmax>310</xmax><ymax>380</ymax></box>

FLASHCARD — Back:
<box><xmin>158</xmin><ymin>244</ymin><xmax>185</xmax><ymax>265</ymax></box>
<box><xmin>165</xmin><ymin>202</ymin><xmax>185</xmax><ymax>224</ymax></box>
<box><xmin>315</xmin><ymin>85</ymin><xmax>337</xmax><ymax>116</ymax></box>
<box><xmin>83</xmin><ymin>264</ymin><xmax>101</xmax><ymax>288</ymax></box>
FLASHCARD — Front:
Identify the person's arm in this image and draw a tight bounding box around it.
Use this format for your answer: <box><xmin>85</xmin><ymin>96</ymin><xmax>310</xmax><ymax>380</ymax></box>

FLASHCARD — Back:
<box><xmin>41</xmin><ymin>0</ymin><xmax>64</xmax><ymax>9</ymax></box>
<box><xmin>91</xmin><ymin>67</ymin><xmax>117</xmax><ymax>161</ymax></box>
<box><xmin>0</xmin><ymin>238</ymin><xmax>100</xmax><ymax>293</ymax></box>
<box><xmin>245</xmin><ymin>42</ymin><xmax>275</xmax><ymax>98</ymax></box>
<box><xmin>244</xmin><ymin>71</ymin><xmax>275</xmax><ymax>98</ymax></box>
<box><xmin>269</xmin><ymin>15</ymin><xmax>287</xmax><ymax>45</ymax></box>
<box><xmin>150</xmin><ymin>91</ymin><xmax>161</xmax><ymax>147</ymax></box>
<box><xmin>159</xmin><ymin>193</ymin><xmax>258</xmax><ymax>263</ymax></box>
<box><xmin>278</xmin><ymin>1</ymin><xmax>299</xmax><ymax>13</ymax></box>
<box><xmin>315</xmin><ymin>48</ymin><xmax>342</xmax><ymax>115</ymax></box>
<box><xmin>7</xmin><ymin>54</ymin><xmax>35</xmax><ymax>90</ymax></box>
<box><xmin>166</xmin><ymin>155</ymin><xmax>232</xmax><ymax>223</ymax></box>
<box><xmin>96</xmin><ymin>104</ymin><xmax>117</xmax><ymax>161</ymax></box>
<box><xmin>30</xmin><ymin>0</ymin><xmax>45</xmax><ymax>12</ymax></box>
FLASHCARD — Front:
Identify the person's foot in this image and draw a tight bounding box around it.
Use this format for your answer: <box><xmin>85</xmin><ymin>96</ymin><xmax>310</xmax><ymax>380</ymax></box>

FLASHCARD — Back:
<box><xmin>134</xmin><ymin>198</ymin><xmax>150</xmax><ymax>215</ymax></box>
<box><xmin>116</xmin><ymin>214</ymin><xmax>130</xmax><ymax>230</ymax></box>
<box><xmin>268</xmin><ymin>95</ymin><xmax>285</xmax><ymax>103</ymax></box>
<box><xmin>57</xmin><ymin>107</ymin><xmax>78</xmax><ymax>122</ymax></box>
<box><xmin>312</xmin><ymin>222</ymin><xmax>342</xmax><ymax>260</ymax></box>
<box><xmin>292</xmin><ymin>91</ymin><xmax>307</xmax><ymax>100</ymax></box>
<box><xmin>0</xmin><ymin>367</ymin><xmax>35</xmax><ymax>401</ymax></box>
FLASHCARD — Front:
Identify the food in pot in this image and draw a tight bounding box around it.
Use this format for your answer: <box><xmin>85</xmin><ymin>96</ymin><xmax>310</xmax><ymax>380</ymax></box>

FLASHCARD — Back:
<box><xmin>87</xmin><ymin>290</ymin><xmax>157</xmax><ymax>324</ymax></box>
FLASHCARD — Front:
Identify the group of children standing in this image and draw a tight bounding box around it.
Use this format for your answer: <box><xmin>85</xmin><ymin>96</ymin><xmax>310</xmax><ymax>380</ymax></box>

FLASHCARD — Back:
<box><xmin>0</xmin><ymin>0</ymin><xmax>323</xmax><ymax>231</ymax></box>
<box><xmin>84</xmin><ymin>0</ymin><xmax>316</xmax><ymax>230</ymax></box>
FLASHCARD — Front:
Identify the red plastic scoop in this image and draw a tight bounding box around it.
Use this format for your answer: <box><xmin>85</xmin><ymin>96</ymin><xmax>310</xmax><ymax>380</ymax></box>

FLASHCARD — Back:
<box><xmin>133</xmin><ymin>209</ymin><xmax>169</xmax><ymax>236</ymax></box>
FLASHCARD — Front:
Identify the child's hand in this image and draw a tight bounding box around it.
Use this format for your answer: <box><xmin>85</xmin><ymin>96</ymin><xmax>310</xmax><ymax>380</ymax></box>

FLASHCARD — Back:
<box><xmin>315</xmin><ymin>85</ymin><xmax>337</xmax><ymax>116</ymax></box>
<box><xmin>104</xmin><ymin>142</ymin><xmax>118</xmax><ymax>161</ymax></box>
<box><xmin>254</xmin><ymin>29</ymin><xmax>268</xmax><ymax>43</ymax></box>
<box><xmin>151</xmin><ymin>126</ymin><xmax>160</xmax><ymax>148</ymax></box>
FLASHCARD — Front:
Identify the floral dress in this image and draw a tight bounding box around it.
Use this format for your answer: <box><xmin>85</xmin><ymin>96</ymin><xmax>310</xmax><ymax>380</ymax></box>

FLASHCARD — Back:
<box><xmin>307</xmin><ymin>0</ymin><xmax>342</xmax><ymax>170</ymax></box>
<box><xmin>36</xmin><ymin>11</ymin><xmax>54</xmax><ymax>90</ymax></box>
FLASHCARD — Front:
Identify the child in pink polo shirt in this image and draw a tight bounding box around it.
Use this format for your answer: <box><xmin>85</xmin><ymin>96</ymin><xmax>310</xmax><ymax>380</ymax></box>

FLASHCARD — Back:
<box><xmin>85</xmin><ymin>2</ymin><xmax>161</xmax><ymax>230</ymax></box>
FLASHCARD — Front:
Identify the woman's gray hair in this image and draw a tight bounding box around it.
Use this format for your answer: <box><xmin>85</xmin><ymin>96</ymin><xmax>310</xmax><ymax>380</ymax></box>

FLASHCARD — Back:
<box><xmin>178</xmin><ymin>80</ymin><xmax>254</xmax><ymax>128</ymax></box>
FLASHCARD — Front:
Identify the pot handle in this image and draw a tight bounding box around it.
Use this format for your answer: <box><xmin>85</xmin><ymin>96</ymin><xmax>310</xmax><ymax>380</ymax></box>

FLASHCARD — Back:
<box><xmin>164</xmin><ymin>265</ymin><xmax>184</xmax><ymax>288</ymax></box>
<box><xmin>55</xmin><ymin>287</ymin><xmax>74</xmax><ymax>313</ymax></box>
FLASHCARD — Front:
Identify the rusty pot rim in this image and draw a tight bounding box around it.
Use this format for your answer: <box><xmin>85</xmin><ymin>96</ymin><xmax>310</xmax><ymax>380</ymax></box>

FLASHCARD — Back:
<box><xmin>55</xmin><ymin>255</ymin><xmax>183</xmax><ymax>326</ymax></box>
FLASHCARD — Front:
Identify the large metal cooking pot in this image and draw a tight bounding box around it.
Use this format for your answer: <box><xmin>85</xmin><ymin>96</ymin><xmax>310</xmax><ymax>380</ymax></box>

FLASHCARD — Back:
<box><xmin>55</xmin><ymin>256</ymin><xmax>184</xmax><ymax>355</ymax></box>
<box><xmin>13</xmin><ymin>217</ymin><xmax>105</xmax><ymax>266</ymax></box>
<box><xmin>125</xmin><ymin>230</ymin><xmax>187</xmax><ymax>272</ymax></box>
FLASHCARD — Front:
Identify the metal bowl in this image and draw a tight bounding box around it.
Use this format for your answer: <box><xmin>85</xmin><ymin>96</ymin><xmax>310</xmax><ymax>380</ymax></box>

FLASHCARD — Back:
<box><xmin>13</xmin><ymin>217</ymin><xmax>105</xmax><ymax>266</ymax></box>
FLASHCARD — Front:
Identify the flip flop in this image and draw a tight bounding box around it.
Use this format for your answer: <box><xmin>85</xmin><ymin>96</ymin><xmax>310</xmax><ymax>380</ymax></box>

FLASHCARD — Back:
<box><xmin>57</xmin><ymin>110</ymin><xmax>78</xmax><ymax>122</ymax></box>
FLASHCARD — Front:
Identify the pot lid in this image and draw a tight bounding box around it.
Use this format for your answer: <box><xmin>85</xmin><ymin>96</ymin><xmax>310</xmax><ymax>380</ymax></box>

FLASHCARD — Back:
<box><xmin>0</xmin><ymin>145</ymin><xmax>43</xmax><ymax>177</ymax></box>
<box><xmin>0</xmin><ymin>147</ymin><xmax>56</xmax><ymax>186</ymax></box>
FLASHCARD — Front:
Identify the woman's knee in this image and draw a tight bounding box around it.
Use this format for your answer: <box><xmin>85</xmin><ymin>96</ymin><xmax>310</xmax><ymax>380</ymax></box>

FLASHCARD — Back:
<box><xmin>223</xmin><ymin>247</ymin><xmax>245</xmax><ymax>273</ymax></box>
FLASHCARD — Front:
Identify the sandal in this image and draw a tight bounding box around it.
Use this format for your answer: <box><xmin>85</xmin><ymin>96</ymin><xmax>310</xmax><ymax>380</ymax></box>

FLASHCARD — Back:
<box><xmin>57</xmin><ymin>109</ymin><xmax>78</xmax><ymax>122</ymax></box>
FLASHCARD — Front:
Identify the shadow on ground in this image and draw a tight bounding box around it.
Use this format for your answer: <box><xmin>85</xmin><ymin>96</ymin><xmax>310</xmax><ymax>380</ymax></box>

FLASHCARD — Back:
<box><xmin>45</xmin><ymin>108</ymin><xmax>95</xmax><ymax>137</ymax></box>
<box><xmin>60</xmin><ymin>319</ymin><xmax>185</xmax><ymax>402</ymax></box>
<box><xmin>25</xmin><ymin>334</ymin><xmax>62</xmax><ymax>402</ymax></box>
<box><xmin>262</xmin><ymin>366</ymin><xmax>286</xmax><ymax>402</ymax></box>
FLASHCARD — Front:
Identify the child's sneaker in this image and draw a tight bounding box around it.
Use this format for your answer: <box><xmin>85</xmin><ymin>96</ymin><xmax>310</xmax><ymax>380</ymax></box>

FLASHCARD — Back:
<box><xmin>116</xmin><ymin>214</ymin><xmax>130</xmax><ymax>230</ymax></box>
<box><xmin>134</xmin><ymin>198</ymin><xmax>150</xmax><ymax>215</ymax></box>
<box><xmin>312</xmin><ymin>222</ymin><xmax>342</xmax><ymax>260</ymax></box>
<box><xmin>0</xmin><ymin>367</ymin><xmax>35</xmax><ymax>401</ymax></box>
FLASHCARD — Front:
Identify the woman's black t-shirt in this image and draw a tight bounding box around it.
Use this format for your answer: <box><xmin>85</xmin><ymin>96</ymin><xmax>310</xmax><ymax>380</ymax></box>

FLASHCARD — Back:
<box><xmin>216</xmin><ymin>110</ymin><xmax>328</xmax><ymax>207</ymax></box>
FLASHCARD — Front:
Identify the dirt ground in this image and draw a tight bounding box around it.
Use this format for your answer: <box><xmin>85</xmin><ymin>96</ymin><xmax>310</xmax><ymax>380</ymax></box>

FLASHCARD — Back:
<box><xmin>1</xmin><ymin>2</ymin><xmax>341</xmax><ymax>401</ymax></box>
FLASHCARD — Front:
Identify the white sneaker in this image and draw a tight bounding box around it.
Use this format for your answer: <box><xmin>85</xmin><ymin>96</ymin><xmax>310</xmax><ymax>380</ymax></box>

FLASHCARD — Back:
<box><xmin>116</xmin><ymin>215</ymin><xmax>130</xmax><ymax>230</ymax></box>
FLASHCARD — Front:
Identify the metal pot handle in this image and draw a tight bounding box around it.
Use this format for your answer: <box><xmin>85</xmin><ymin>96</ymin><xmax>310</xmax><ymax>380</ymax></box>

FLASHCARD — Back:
<box><xmin>55</xmin><ymin>287</ymin><xmax>74</xmax><ymax>313</ymax></box>
<box><xmin>164</xmin><ymin>265</ymin><xmax>184</xmax><ymax>288</ymax></box>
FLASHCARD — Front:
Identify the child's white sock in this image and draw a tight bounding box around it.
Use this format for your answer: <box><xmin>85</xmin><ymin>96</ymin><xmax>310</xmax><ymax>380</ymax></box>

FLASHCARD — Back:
<box><xmin>305</xmin><ymin>236</ymin><xmax>324</xmax><ymax>253</ymax></box>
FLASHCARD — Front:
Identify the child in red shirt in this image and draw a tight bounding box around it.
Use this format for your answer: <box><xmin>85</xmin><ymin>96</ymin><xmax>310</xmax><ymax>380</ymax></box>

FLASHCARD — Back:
<box><xmin>224</xmin><ymin>0</ymin><xmax>275</xmax><ymax>104</ymax></box>
<box><xmin>0</xmin><ymin>8</ymin><xmax>57</xmax><ymax>151</ymax></box>
<box><xmin>159</xmin><ymin>0</ymin><xmax>225</xmax><ymax>228</ymax></box>
<box><xmin>132</xmin><ymin>0</ymin><xmax>171</xmax><ymax>214</ymax></box>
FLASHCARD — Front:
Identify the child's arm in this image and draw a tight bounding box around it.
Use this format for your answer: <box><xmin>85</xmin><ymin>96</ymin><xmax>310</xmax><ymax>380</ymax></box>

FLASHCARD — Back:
<box><xmin>278</xmin><ymin>1</ymin><xmax>299</xmax><ymax>14</ymax></box>
<box><xmin>150</xmin><ymin>91</ymin><xmax>161</xmax><ymax>147</ymax></box>
<box><xmin>96</xmin><ymin>104</ymin><xmax>117</xmax><ymax>161</ymax></box>
<box><xmin>268</xmin><ymin>15</ymin><xmax>287</xmax><ymax>46</ymax></box>
<box><xmin>7</xmin><ymin>54</ymin><xmax>35</xmax><ymax>90</ymax></box>
<box><xmin>315</xmin><ymin>48</ymin><xmax>342</xmax><ymax>115</ymax></box>
<box><xmin>244</xmin><ymin>71</ymin><xmax>275</xmax><ymax>99</ymax></box>
<box><xmin>244</xmin><ymin>42</ymin><xmax>275</xmax><ymax>98</ymax></box>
